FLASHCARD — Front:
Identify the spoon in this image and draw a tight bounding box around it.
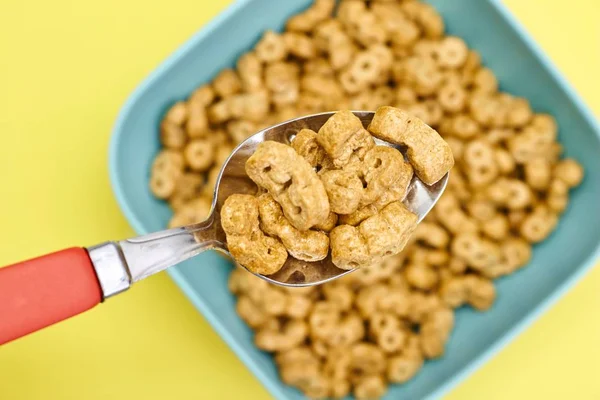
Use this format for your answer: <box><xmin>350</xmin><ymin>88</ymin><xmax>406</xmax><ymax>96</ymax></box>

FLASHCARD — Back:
<box><xmin>0</xmin><ymin>111</ymin><xmax>447</xmax><ymax>345</ymax></box>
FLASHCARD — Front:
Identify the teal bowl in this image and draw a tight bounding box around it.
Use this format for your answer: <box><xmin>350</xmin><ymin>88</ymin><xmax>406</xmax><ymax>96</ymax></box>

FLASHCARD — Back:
<box><xmin>109</xmin><ymin>0</ymin><xmax>600</xmax><ymax>398</ymax></box>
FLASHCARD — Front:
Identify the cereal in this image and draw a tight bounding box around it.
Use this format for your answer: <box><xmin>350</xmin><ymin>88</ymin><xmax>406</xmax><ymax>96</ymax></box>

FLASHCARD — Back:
<box><xmin>387</xmin><ymin>352</ymin><xmax>423</xmax><ymax>384</ymax></box>
<box><xmin>255</xmin><ymin>319</ymin><xmax>308</xmax><ymax>352</ymax></box>
<box><xmin>228</xmin><ymin>90</ymin><xmax>270</xmax><ymax>122</ymax></box>
<box><xmin>419</xmin><ymin>307</ymin><xmax>454</xmax><ymax>358</ymax></box>
<box><xmin>554</xmin><ymin>158</ymin><xmax>584</xmax><ymax>187</ymax></box>
<box><xmin>283</xmin><ymin>32</ymin><xmax>317</xmax><ymax>59</ymax></box>
<box><xmin>360</xmin><ymin>146</ymin><xmax>414</xmax><ymax>208</ymax></box>
<box><xmin>438</xmin><ymin>81</ymin><xmax>468</xmax><ymax>113</ymax></box>
<box><xmin>525</xmin><ymin>157</ymin><xmax>552</xmax><ymax>190</ymax></box>
<box><xmin>149</xmin><ymin>149</ymin><xmax>184</xmax><ymax>199</ymax></box>
<box><xmin>313</xmin><ymin>211</ymin><xmax>339</xmax><ymax>232</ymax></box>
<box><xmin>286</xmin><ymin>0</ymin><xmax>335</xmax><ymax>32</ymax></box>
<box><xmin>246</xmin><ymin>141</ymin><xmax>330</xmax><ymax>231</ymax></box>
<box><xmin>266</xmin><ymin>62</ymin><xmax>300</xmax><ymax>108</ymax></box>
<box><xmin>165</xmin><ymin>101</ymin><xmax>188</xmax><ymax>125</ymax></box>
<box><xmin>436</xmin><ymin>36</ymin><xmax>468</xmax><ymax>69</ymax></box>
<box><xmin>186</xmin><ymin>102</ymin><xmax>209</xmax><ymax>139</ymax></box>
<box><xmin>404</xmin><ymin>263</ymin><xmax>439</xmax><ymax>291</ymax></box>
<box><xmin>183</xmin><ymin>138</ymin><xmax>214</xmax><ymax>172</ymax></box>
<box><xmin>237</xmin><ymin>52</ymin><xmax>264</xmax><ymax>92</ymax></box>
<box><xmin>320</xmin><ymin>169</ymin><xmax>364</xmax><ymax>214</ymax></box>
<box><xmin>317</xmin><ymin>110</ymin><xmax>375</xmax><ymax>167</ymax></box>
<box><xmin>168</xmin><ymin>172</ymin><xmax>204</xmax><ymax>210</ymax></box>
<box><xmin>255</xmin><ymin>30</ymin><xmax>287</xmax><ymax>63</ymax></box>
<box><xmin>148</xmin><ymin>1</ymin><xmax>586</xmax><ymax>397</ymax></box>
<box><xmin>213</xmin><ymin>68</ymin><xmax>242</xmax><ymax>98</ymax></box>
<box><xmin>168</xmin><ymin>197</ymin><xmax>212</xmax><ymax>228</ymax></box>
<box><xmin>368</xmin><ymin>106</ymin><xmax>454</xmax><ymax>184</ymax></box>
<box><xmin>160</xmin><ymin>120</ymin><xmax>187</xmax><ymax>149</ymax></box>
<box><xmin>415</xmin><ymin>3</ymin><xmax>444</xmax><ymax>39</ymax></box>
<box><xmin>519</xmin><ymin>205</ymin><xmax>559</xmax><ymax>243</ymax></box>
<box><xmin>258</xmin><ymin>193</ymin><xmax>329</xmax><ymax>262</ymax></box>
<box><xmin>221</xmin><ymin>194</ymin><xmax>288</xmax><ymax>275</ymax></box>
<box><xmin>290</xmin><ymin>128</ymin><xmax>332</xmax><ymax>171</ymax></box>
<box><xmin>330</xmin><ymin>201</ymin><xmax>418</xmax><ymax>270</ymax></box>
<box><xmin>354</xmin><ymin>375</ymin><xmax>387</xmax><ymax>400</ymax></box>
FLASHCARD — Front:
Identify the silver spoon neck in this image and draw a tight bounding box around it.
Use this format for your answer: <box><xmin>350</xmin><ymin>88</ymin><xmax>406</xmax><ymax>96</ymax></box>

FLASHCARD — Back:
<box><xmin>87</xmin><ymin>212</ymin><xmax>223</xmax><ymax>299</ymax></box>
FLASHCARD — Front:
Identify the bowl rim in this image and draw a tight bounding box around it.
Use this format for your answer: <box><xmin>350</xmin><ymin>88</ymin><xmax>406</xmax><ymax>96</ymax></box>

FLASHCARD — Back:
<box><xmin>108</xmin><ymin>0</ymin><xmax>600</xmax><ymax>398</ymax></box>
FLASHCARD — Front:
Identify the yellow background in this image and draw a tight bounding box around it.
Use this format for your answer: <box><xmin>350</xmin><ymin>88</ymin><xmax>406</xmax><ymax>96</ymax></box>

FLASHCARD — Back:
<box><xmin>0</xmin><ymin>0</ymin><xmax>599</xmax><ymax>399</ymax></box>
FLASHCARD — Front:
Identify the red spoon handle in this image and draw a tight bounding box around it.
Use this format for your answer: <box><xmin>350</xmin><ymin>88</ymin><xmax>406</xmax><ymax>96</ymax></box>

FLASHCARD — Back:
<box><xmin>0</xmin><ymin>248</ymin><xmax>102</xmax><ymax>345</ymax></box>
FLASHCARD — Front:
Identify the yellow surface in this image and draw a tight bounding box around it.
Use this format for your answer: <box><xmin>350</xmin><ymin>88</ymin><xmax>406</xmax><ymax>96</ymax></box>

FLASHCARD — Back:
<box><xmin>0</xmin><ymin>0</ymin><xmax>599</xmax><ymax>399</ymax></box>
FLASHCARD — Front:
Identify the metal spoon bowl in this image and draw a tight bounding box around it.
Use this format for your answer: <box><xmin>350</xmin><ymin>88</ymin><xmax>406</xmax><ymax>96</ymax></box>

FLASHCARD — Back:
<box><xmin>117</xmin><ymin>111</ymin><xmax>448</xmax><ymax>288</ymax></box>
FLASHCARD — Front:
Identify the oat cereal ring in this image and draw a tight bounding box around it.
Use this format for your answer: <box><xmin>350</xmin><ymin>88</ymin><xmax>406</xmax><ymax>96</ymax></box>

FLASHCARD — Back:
<box><xmin>168</xmin><ymin>172</ymin><xmax>204</xmax><ymax>211</ymax></box>
<box><xmin>404</xmin><ymin>263</ymin><xmax>439</xmax><ymax>291</ymax></box>
<box><xmin>451</xmin><ymin>232</ymin><xmax>502</xmax><ymax>272</ymax></box>
<box><xmin>237</xmin><ymin>51</ymin><xmax>264</xmax><ymax>92</ymax></box>
<box><xmin>387</xmin><ymin>352</ymin><xmax>424</xmax><ymax>384</ymax></box>
<box><xmin>439</xmin><ymin>275</ymin><xmax>470</xmax><ymax>308</ymax></box>
<box><xmin>472</xmin><ymin>67</ymin><xmax>498</xmax><ymax>94</ymax></box>
<box><xmin>546</xmin><ymin>179</ymin><xmax>569</xmax><ymax>214</ymax></box>
<box><xmin>415</xmin><ymin>2</ymin><xmax>444</xmax><ymax>39</ymax></box>
<box><xmin>449</xmin><ymin>114</ymin><xmax>480</xmax><ymax>139</ymax></box>
<box><xmin>283</xmin><ymin>32</ymin><xmax>317</xmax><ymax>59</ymax></box>
<box><xmin>279</xmin><ymin>362</ymin><xmax>327</xmax><ymax>398</ymax></box>
<box><xmin>164</xmin><ymin>101</ymin><xmax>188</xmax><ymax>125</ymax></box>
<box><xmin>228</xmin><ymin>266</ymin><xmax>268</xmax><ymax>295</ymax></box>
<box><xmin>368</xmin><ymin>106</ymin><xmax>454</xmax><ymax>185</ymax></box>
<box><xmin>317</xmin><ymin>110</ymin><xmax>375</xmax><ymax>167</ymax></box>
<box><xmin>275</xmin><ymin>346</ymin><xmax>319</xmax><ymax>367</ymax></box>
<box><xmin>465</xmin><ymin>197</ymin><xmax>497</xmax><ymax>223</ymax></box>
<box><xmin>395</xmin><ymin>86</ymin><xmax>418</xmax><ymax>107</ymax></box>
<box><xmin>481</xmin><ymin>214</ymin><xmax>510</xmax><ymax>241</ymax></box>
<box><xmin>327</xmin><ymin>313</ymin><xmax>365</xmax><ymax>348</ymax></box>
<box><xmin>309</xmin><ymin>301</ymin><xmax>341</xmax><ymax>340</ymax></box>
<box><xmin>435</xmin><ymin>36</ymin><xmax>468</xmax><ymax>69</ymax></box>
<box><xmin>407</xmin><ymin>292</ymin><xmax>443</xmax><ymax>323</ymax></box>
<box><xmin>437</xmin><ymin>81</ymin><xmax>467</xmax><ymax>114</ymax></box>
<box><xmin>286</xmin><ymin>0</ymin><xmax>335</xmax><ymax>32</ymax></box>
<box><xmin>189</xmin><ymin>85</ymin><xmax>215</xmax><ymax>108</ymax></box>
<box><xmin>328</xmin><ymin>32</ymin><xmax>357</xmax><ymax>72</ymax></box>
<box><xmin>360</xmin><ymin>146</ymin><xmax>414</xmax><ymax>207</ymax></box>
<box><xmin>160</xmin><ymin>119</ymin><xmax>187</xmax><ymax>150</ymax></box>
<box><xmin>227</xmin><ymin>90</ymin><xmax>270</xmax><ymax>122</ymax></box>
<box><xmin>183</xmin><ymin>138</ymin><xmax>214</xmax><ymax>172</ymax></box>
<box><xmin>255</xmin><ymin>319</ymin><xmax>308</xmax><ymax>352</ymax></box>
<box><xmin>149</xmin><ymin>150</ymin><xmax>185</xmax><ymax>199</ymax></box>
<box><xmin>524</xmin><ymin>157</ymin><xmax>552</xmax><ymax>191</ymax></box>
<box><xmin>554</xmin><ymin>158</ymin><xmax>584</xmax><ymax>188</ymax></box>
<box><xmin>413</xmin><ymin>221</ymin><xmax>450</xmax><ymax>248</ymax></box>
<box><xmin>354</xmin><ymin>375</ymin><xmax>387</xmax><ymax>400</ymax></box>
<box><xmin>221</xmin><ymin>194</ymin><xmax>288</xmax><ymax>275</ymax></box>
<box><xmin>246</xmin><ymin>141</ymin><xmax>330</xmax><ymax>230</ymax></box>
<box><xmin>519</xmin><ymin>205</ymin><xmax>559</xmax><ymax>243</ymax></box>
<box><xmin>213</xmin><ymin>68</ymin><xmax>242</xmax><ymax>98</ymax></box>
<box><xmin>257</xmin><ymin>193</ymin><xmax>329</xmax><ymax>262</ymax></box>
<box><xmin>320</xmin><ymin>169</ymin><xmax>364</xmax><ymax>215</ymax></box>
<box><xmin>349</xmin><ymin>342</ymin><xmax>387</xmax><ymax>382</ymax></box>
<box><xmin>494</xmin><ymin>147</ymin><xmax>516</xmax><ymax>174</ymax></box>
<box><xmin>235</xmin><ymin>295</ymin><xmax>269</xmax><ymax>328</ymax></box>
<box><xmin>348</xmin><ymin>50</ymin><xmax>382</xmax><ymax>85</ymax></box>
<box><xmin>331</xmin><ymin>201</ymin><xmax>418</xmax><ymax>269</ymax></box>
<box><xmin>255</xmin><ymin>30</ymin><xmax>288</xmax><ymax>63</ymax></box>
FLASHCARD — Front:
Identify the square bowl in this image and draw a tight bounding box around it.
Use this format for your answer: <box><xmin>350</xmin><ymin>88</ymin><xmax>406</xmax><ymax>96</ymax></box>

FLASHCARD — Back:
<box><xmin>109</xmin><ymin>0</ymin><xmax>600</xmax><ymax>398</ymax></box>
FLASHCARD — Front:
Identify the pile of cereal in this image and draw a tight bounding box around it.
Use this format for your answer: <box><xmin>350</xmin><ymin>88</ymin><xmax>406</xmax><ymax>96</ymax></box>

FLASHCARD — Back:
<box><xmin>220</xmin><ymin>107</ymin><xmax>453</xmax><ymax>275</ymax></box>
<box><xmin>148</xmin><ymin>0</ymin><xmax>585</xmax><ymax>398</ymax></box>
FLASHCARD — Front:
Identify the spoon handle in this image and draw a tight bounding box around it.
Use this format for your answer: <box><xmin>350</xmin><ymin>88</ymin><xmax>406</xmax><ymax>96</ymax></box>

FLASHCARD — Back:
<box><xmin>118</xmin><ymin>214</ymin><xmax>222</xmax><ymax>283</ymax></box>
<box><xmin>0</xmin><ymin>215</ymin><xmax>221</xmax><ymax>345</ymax></box>
<box><xmin>0</xmin><ymin>248</ymin><xmax>102</xmax><ymax>345</ymax></box>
